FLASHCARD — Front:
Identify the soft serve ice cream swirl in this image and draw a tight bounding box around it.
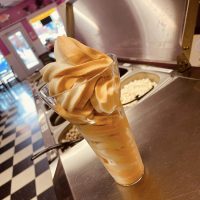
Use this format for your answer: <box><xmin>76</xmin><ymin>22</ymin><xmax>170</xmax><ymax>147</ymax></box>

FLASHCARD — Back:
<box><xmin>40</xmin><ymin>36</ymin><xmax>144</xmax><ymax>185</ymax></box>
<box><xmin>41</xmin><ymin>36</ymin><xmax>120</xmax><ymax>124</ymax></box>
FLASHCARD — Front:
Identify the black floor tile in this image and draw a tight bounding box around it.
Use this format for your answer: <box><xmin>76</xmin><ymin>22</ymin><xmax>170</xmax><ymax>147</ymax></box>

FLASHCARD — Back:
<box><xmin>2</xmin><ymin>128</ymin><xmax>16</xmax><ymax>139</ymax></box>
<box><xmin>33</xmin><ymin>139</ymin><xmax>44</xmax><ymax>152</ymax></box>
<box><xmin>8</xmin><ymin>111</ymin><xmax>17</xmax><ymax>119</ymax></box>
<box><xmin>13</xmin><ymin>155</ymin><xmax>32</xmax><ymax>177</ymax></box>
<box><xmin>0</xmin><ymin>113</ymin><xmax>7</xmax><ymax>118</ymax></box>
<box><xmin>14</xmin><ymin>137</ymin><xmax>32</xmax><ymax>153</ymax></box>
<box><xmin>0</xmin><ymin>157</ymin><xmax>13</xmax><ymax>173</ymax></box>
<box><xmin>0</xmin><ymin>180</ymin><xmax>11</xmax><ymax>199</ymax></box>
<box><xmin>9</xmin><ymin>106</ymin><xmax>17</xmax><ymax>112</ymax></box>
<box><xmin>0</xmin><ymin>120</ymin><xmax>6</xmax><ymax>127</ymax></box>
<box><xmin>16</xmin><ymin>130</ymin><xmax>25</xmax><ymax>138</ymax></box>
<box><xmin>35</xmin><ymin>157</ymin><xmax>49</xmax><ymax>177</ymax></box>
<box><xmin>11</xmin><ymin>180</ymin><xmax>36</xmax><ymax>200</ymax></box>
<box><xmin>37</xmin><ymin>186</ymin><xmax>57</xmax><ymax>200</ymax></box>
<box><xmin>5</xmin><ymin>120</ymin><xmax>14</xmax><ymax>128</ymax></box>
<box><xmin>0</xmin><ymin>140</ymin><xmax>15</xmax><ymax>154</ymax></box>
<box><xmin>0</xmin><ymin>113</ymin><xmax>6</xmax><ymax>119</ymax></box>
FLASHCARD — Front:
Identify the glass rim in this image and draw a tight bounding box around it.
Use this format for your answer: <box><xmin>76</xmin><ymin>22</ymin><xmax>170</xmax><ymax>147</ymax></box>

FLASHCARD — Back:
<box><xmin>38</xmin><ymin>53</ymin><xmax>118</xmax><ymax>98</ymax></box>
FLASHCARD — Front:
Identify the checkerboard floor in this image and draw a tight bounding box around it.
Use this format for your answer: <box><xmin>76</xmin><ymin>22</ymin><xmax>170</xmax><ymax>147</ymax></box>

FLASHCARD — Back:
<box><xmin>0</xmin><ymin>82</ymin><xmax>57</xmax><ymax>200</ymax></box>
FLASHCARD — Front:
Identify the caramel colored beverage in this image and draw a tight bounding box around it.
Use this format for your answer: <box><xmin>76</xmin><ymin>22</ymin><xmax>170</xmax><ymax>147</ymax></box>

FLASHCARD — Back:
<box><xmin>78</xmin><ymin>110</ymin><xmax>144</xmax><ymax>185</ymax></box>
<box><xmin>40</xmin><ymin>36</ymin><xmax>144</xmax><ymax>186</ymax></box>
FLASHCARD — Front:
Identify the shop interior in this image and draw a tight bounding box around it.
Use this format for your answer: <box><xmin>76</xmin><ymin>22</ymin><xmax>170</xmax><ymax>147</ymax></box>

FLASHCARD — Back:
<box><xmin>0</xmin><ymin>0</ymin><xmax>200</xmax><ymax>200</ymax></box>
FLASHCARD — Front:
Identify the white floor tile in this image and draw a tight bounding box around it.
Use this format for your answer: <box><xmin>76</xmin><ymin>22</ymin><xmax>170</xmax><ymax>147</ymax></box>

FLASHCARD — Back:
<box><xmin>32</xmin><ymin>132</ymin><xmax>42</xmax><ymax>144</ymax></box>
<box><xmin>35</xmin><ymin>170</ymin><xmax>53</xmax><ymax>195</ymax></box>
<box><xmin>49</xmin><ymin>158</ymin><xmax>58</xmax><ymax>178</ymax></box>
<box><xmin>0</xmin><ymin>147</ymin><xmax>14</xmax><ymax>163</ymax></box>
<box><xmin>2</xmin><ymin>195</ymin><xmax>11</xmax><ymax>200</ymax></box>
<box><xmin>13</xmin><ymin>145</ymin><xmax>33</xmax><ymax>165</ymax></box>
<box><xmin>0</xmin><ymin>167</ymin><xmax>13</xmax><ymax>186</ymax></box>
<box><xmin>16</xmin><ymin>124</ymin><xmax>29</xmax><ymax>132</ymax></box>
<box><xmin>1</xmin><ymin>134</ymin><xmax>15</xmax><ymax>147</ymax></box>
<box><xmin>11</xmin><ymin>165</ymin><xmax>35</xmax><ymax>193</ymax></box>
<box><xmin>0</xmin><ymin>125</ymin><xmax>5</xmax><ymax>132</ymax></box>
<box><xmin>8</xmin><ymin>109</ymin><xmax>17</xmax><ymax>116</ymax></box>
<box><xmin>6</xmin><ymin>115</ymin><xmax>17</xmax><ymax>124</ymax></box>
<box><xmin>29</xmin><ymin>117</ymin><xmax>39</xmax><ymax>126</ymax></box>
<box><xmin>30</xmin><ymin>197</ymin><xmax>37</xmax><ymax>200</ymax></box>
<box><xmin>33</xmin><ymin>146</ymin><xmax>46</xmax><ymax>164</ymax></box>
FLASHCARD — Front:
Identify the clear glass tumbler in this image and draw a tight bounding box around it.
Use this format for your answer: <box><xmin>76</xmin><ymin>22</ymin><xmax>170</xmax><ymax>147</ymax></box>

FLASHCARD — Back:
<box><xmin>38</xmin><ymin>54</ymin><xmax>144</xmax><ymax>186</ymax></box>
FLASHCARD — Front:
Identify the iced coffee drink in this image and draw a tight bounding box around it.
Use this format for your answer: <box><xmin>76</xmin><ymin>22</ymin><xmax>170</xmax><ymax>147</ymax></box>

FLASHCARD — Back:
<box><xmin>40</xmin><ymin>36</ymin><xmax>144</xmax><ymax>186</ymax></box>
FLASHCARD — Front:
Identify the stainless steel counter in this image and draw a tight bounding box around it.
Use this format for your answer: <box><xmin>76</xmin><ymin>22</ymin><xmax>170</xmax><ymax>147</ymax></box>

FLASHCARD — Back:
<box><xmin>57</xmin><ymin>77</ymin><xmax>200</xmax><ymax>200</ymax></box>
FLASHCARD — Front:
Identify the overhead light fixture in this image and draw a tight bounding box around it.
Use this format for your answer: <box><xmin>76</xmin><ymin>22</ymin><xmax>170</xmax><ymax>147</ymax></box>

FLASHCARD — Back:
<box><xmin>0</xmin><ymin>14</ymin><xmax>10</xmax><ymax>23</ymax></box>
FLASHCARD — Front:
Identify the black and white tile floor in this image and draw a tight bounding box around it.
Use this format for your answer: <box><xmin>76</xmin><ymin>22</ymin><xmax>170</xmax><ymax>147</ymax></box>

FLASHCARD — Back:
<box><xmin>0</xmin><ymin>82</ymin><xmax>57</xmax><ymax>200</ymax></box>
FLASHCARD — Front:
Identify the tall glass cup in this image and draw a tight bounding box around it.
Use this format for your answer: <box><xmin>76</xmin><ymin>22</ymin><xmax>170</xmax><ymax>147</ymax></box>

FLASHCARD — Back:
<box><xmin>39</xmin><ymin>54</ymin><xmax>144</xmax><ymax>186</ymax></box>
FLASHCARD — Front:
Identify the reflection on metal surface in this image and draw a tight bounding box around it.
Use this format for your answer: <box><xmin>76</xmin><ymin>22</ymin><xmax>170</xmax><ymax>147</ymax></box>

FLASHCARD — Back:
<box><xmin>177</xmin><ymin>0</ymin><xmax>199</xmax><ymax>72</ymax></box>
<box><xmin>116</xmin><ymin>171</ymin><xmax>164</xmax><ymax>200</ymax></box>
<box><xmin>181</xmin><ymin>0</ymin><xmax>199</xmax><ymax>59</ymax></box>
<box><xmin>73</xmin><ymin>0</ymin><xmax>187</xmax><ymax>62</ymax></box>
<box><xmin>66</xmin><ymin>3</ymin><xmax>74</xmax><ymax>37</ymax></box>
<box><xmin>177</xmin><ymin>53</ymin><xmax>191</xmax><ymax>72</ymax></box>
<box><xmin>74</xmin><ymin>7</ymin><xmax>99</xmax><ymax>31</ymax></box>
<box><xmin>139</xmin><ymin>0</ymin><xmax>176</xmax><ymax>29</ymax></box>
<box><xmin>49</xmin><ymin>112</ymin><xmax>66</xmax><ymax>126</ymax></box>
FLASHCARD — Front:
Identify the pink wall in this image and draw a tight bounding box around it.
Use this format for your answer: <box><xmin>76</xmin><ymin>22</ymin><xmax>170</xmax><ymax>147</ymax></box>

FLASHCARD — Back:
<box><xmin>0</xmin><ymin>0</ymin><xmax>65</xmax><ymax>58</ymax></box>
<box><xmin>21</xmin><ymin>19</ymin><xmax>38</xmax><ymax>41</ymax></box>
<box><xmin>0</xmin><ymin>0</ymin><xmax>64</xmax><ymax>30</ymax></box>
<box><xmin>0</xmin><ymin>38</ymin><xmax>10</xmax><ymax>56</ymax></box>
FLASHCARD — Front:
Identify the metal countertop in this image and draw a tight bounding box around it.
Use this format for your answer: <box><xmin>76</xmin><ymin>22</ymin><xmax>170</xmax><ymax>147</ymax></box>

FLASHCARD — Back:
<box><xmin>58</xmin><ymin>77</ymin><xmax>200</xmax><ymax>200</ymax></box>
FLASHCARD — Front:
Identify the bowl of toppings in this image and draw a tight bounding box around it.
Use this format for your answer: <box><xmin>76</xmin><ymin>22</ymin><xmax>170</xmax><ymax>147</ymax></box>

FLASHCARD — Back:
<box><xmin>31</xmin><ymin>123</ymin><xmax>83</xmax><ymax>161</ymax></box>
<box><xmin>121</xmin><ymin>72</ymin><xmax>159</xmax><ymax>106</ymax></box>
<box><xmin>58</xmin><ymin>123</ymin><xmax>83</xmax><ymax>143</ymax></box>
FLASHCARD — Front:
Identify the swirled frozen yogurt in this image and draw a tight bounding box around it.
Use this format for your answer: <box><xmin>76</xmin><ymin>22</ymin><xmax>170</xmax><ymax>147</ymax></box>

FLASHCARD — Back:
<box><xmin>41</xmin><ymin>36</ymin><xmax>120</xmax><ymax>124</ymax></box>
